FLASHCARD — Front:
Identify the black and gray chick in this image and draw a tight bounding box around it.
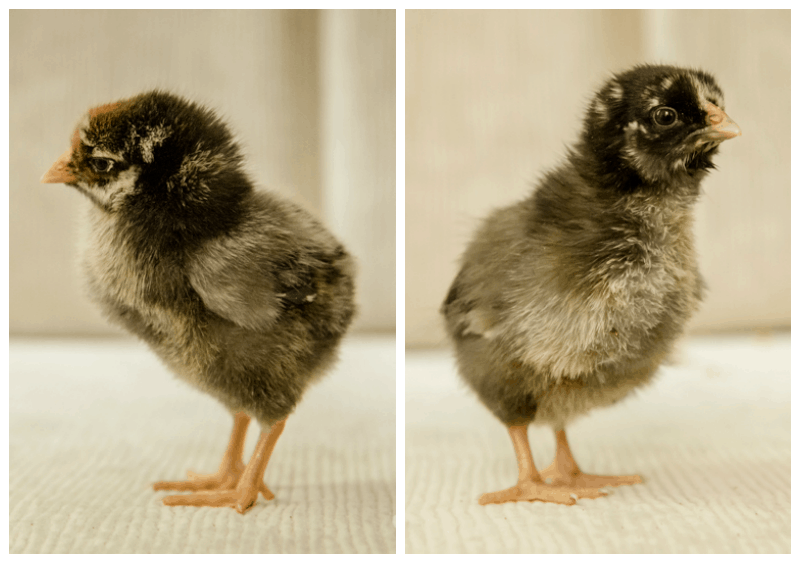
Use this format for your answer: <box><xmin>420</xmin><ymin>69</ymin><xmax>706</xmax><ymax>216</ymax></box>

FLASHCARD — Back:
<box><xmin>42</xmin><ymin>91</ymin><xmax>356</xmax><ymax>513</ymax></box>
<box><xmin>441</xmin><ymin>64</ymin><xmax>740</xmax><ymax>505</ymax></box>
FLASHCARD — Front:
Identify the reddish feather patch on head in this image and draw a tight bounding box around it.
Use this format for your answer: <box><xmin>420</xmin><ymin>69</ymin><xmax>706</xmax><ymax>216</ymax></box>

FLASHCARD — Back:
<box><xmin>89</xmin><ymin>102</ymin><xmax>122</xmax><ymax>119</ymax></box>
<box><xmin>70</xmin><ymin>101</ymin><xmax>124</xmax><ymax>152</ymax></box>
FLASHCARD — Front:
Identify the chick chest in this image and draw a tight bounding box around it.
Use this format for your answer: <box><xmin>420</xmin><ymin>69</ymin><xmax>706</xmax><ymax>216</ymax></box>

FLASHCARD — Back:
<box><xmin>81</xmin><ymin>208</ymin><xmax>215</xmax><ymax>375</ymax></box>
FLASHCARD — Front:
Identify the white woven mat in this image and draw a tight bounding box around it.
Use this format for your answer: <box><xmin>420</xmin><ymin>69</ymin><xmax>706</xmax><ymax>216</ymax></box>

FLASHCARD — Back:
<box><xmin>10</xmin><ymin>334</ymin><xmax>396</xmax><ymax>554</ymax></box>
<box><xmin>405</xmin><ymin>332</ymin><xmax>790</xmax><ymax>554</ymax></box>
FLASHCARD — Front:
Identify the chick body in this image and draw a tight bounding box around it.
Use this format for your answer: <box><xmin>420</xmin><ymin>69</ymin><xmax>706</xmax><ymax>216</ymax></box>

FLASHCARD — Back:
<box><xmin>443</xmin><ymin>165</ymin><xmax>702</xmax><ymax>428</ymax></box>
<box><xmin>83</xmin><ymin>187</ymin><xmax>354</xmax><ymax>427</ymax></box>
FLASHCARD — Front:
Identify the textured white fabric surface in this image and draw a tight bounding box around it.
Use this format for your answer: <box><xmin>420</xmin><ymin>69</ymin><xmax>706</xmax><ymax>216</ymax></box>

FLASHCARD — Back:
<box><xmin>10</xmin><ymin>335</ymin><xmax>395</xmax><ymax>554</ymax></box>
<box><xmin>405</xmin><ymin>332</ymin><xmax>790</xmax><ymax>554</ymax></box>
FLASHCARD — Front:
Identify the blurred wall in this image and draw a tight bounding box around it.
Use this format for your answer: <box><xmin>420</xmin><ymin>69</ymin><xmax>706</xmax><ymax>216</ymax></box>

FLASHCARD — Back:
<box><xmin>406</xmin><ymin>9</ymin><xmax>790</xmax><ymax>347</ymax></box>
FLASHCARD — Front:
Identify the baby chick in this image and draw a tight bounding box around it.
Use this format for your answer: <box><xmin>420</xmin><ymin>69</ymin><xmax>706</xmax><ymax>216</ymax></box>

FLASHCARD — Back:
<box><xmin>441</xmin><ymin>65</ymin><xmax>740</xmax><ymax>505</ymax></box>
<box><xmin>42</xmin><ymin>91</ymin><xmax>356</xmax><ymax>513</ymax></box>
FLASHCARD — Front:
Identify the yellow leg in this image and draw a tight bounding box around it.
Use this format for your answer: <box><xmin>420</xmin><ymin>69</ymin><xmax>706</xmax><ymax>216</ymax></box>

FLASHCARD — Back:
<box><xmin>479</xmin><ymin>425</ymin><xmax>607</xmax><ymax>505</ymax></box>
<box><xmin>153</xmin><ymin>412</ymin><xmax>264</xmax><ymax>493</ymax></box>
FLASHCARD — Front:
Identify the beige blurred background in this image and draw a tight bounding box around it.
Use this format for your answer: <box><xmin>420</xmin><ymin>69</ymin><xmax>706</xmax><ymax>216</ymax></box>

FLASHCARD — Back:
<box><xmin>10</xmin><ymin>9</ymin><xmax>395</xmax><ymax>336</ymax></box>
<box><xmin>406</xmin><ymin>9</ymin><xmax>790</xmax><ymax>348</ymax></box>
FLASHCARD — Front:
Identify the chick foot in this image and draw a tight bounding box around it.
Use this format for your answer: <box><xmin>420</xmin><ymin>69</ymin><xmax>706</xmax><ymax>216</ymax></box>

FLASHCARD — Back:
<box><xmin>539</xmin><ymin>464</ymin><xmax>643</xmax><ymax>489</ymax></box>
<box><xmin>479</xmin><ymin>479</ymin><xmax>607</xmax><ymax>505</ymax></box>
<box><xmin>161</xmin><ymin>480</ymin><xmax>268</xmax><ymax>514</ymax></box>
<box><xmin>159</xmin><ymin>419</ymin><xmax>286</xmax><ymax>514</ymax></box>
<box><xmin>541</xmin><ymin>429</ymin><xmax>643</xmax><ymax>490</ymax></box>
<box><xmin>153</xmin><ymin>460</ymin><xmax>274</xmax><ymax>499</ymax></box>
<box><xmin>153</xmin><ymin>412</ymin><xmax>275</xmax><ymax>506</ymax></box>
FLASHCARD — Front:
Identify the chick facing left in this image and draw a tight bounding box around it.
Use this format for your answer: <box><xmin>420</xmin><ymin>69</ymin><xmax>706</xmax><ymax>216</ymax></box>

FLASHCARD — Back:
<box><xmin>42</xmin><ymin>90</ymin><xmax>356</xmax><ymax>513</ymax></box>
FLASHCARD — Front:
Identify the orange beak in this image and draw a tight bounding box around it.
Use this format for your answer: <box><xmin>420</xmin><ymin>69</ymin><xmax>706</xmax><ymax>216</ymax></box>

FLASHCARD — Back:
<box><xmin>703</xmin><ymin>102</ymin><xmax>741</xmax><ymax>140</ymax></box>
<box><xmin>41</xmin><ymin>147</ymin><xmax>77</xmax><ymax>184</ymax></box>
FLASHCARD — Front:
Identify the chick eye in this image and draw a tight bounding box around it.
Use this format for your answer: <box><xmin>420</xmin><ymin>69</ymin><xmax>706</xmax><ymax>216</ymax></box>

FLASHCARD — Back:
<box><xmin>652</xmin><ymin>107</ymin><xmax>678</xmax><ymax>127</ymax></box>
<box><xmin>89</xmin><ymin>158</ymin><xmax>114</xmax><ymax>173</ymax></box>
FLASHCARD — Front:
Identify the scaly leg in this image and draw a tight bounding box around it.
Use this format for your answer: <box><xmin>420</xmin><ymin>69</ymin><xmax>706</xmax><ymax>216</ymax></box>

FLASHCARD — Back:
<box><xmin>161</xmin><ymin>418</ymin><xmax>286</xmax><ymax>514</ymax></box>
<box><xmin>479</xmin><ymin>425</ymin><xmax>607</xmax><ymax>505</ymax></box>
<box><xmin>153</xmin><ymin>412</ymin><xmax>271</xmax><ymax>499</ymax></box>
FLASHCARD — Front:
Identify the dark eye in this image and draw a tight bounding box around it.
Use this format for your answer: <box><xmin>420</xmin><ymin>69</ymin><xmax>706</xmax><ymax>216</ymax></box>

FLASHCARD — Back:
<box><xmin>89</xmin><ymin>158</ymin><xmax>113</xmax><ymax>173</ymax></box>
<box><xmin>652</xmin><ymin>107</ymin><xmax>678</xmax><ymax>127</ymax></box>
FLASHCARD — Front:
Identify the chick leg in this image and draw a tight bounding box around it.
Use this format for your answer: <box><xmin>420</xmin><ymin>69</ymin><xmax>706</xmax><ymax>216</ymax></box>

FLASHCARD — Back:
<box><xmin>153</xmin><ymin>412</ymin><xmax>270</xmax><ymax>498</ymax></box>
<box><xmin>479</xmin><ymin>425</ymin><xmax>607</xmax><ymax>505</ymax></box>
<box><xmin>539</xmin><ymin>429</ymin><xmax>643</xmax><ymax>489</ymax></box>
<box><xmin>161</xmin><ymin>418</ymin><xmax>286</xmax><ymax>514</ymax></box>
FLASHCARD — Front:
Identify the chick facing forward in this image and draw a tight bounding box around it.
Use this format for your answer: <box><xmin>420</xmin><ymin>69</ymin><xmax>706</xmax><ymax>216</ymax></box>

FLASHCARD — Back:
<box><xmin>441</xmin><ymin>64</ymin><xmax>740</xmax><ymax>506</ymax></box>
<box><xmin>42</xmin><ymin>91</ymin><xmax>356</xmax><ymax>514</ymax></box>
